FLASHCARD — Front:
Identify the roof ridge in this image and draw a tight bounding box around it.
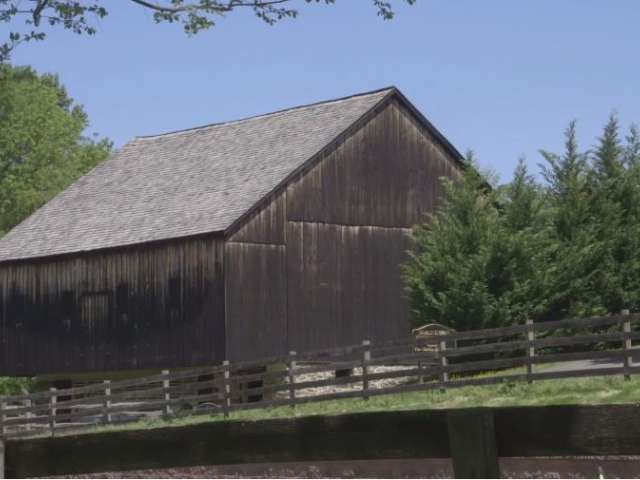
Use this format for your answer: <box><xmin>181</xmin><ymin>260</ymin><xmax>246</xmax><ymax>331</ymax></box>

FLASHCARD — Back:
<box><xmin>136</xmin><ymin>86</ymin><xmax>397</xmax><ymax>140</ymax></box>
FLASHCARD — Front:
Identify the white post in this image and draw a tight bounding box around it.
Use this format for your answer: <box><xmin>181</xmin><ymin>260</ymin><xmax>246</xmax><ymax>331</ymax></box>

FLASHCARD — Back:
<box><xmin>24</xmin><ymin>398</ymin><xmax>32</xmax><ymax>431</ymax></box>
<box><xmin>362</xmin><ymin>340</ymin><xmax>371</xmax><ymax>400</ymax></box>
<box><xmin>0</xmin><ymin>438</ymin><xmax>4</xmax><ymax>479</ymax></box>
<box><xmin>103</xmin><ymin>380</ymin><xmax>112</xmax><ymax>424</ymax></box>
<box><xmin>526</xmin><ymin>319</ymin><xmax>535</xmax><ymax>384</ymax></box>
<box><xmin>288</xmin><ymin>351</ymin><xmax>297</xmax><ymax>408</ymax></box>
<box><xmin>162</xmin><ymin>370</ymin><xmax>172</xmax><ymax>415</ymax></box>
<box><xmin>0</xmin><ymin>401</ymin><xmax>5</xmax><ymax>438</ymax></box>
<box><xmin>49</xmin><ymin>387</ymin><xmax>57</xmax><ymax>437</ymax></box>
<box><xmin>439</xmin><ymin>339</ymin><xmax>448</xmax><ymax>392</ymax></box>
<box><xmin>222</xmin><ymin>360</ymin><xmax>231</xmax><ymax>418</ymax></box>
<box><xmin>622</xmin><ymin>309</ymin><xmax>632</xmax><ymax>380</ymax></box>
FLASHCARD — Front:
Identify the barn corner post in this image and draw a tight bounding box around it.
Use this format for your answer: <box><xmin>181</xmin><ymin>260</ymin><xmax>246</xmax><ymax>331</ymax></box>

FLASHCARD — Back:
<box><xmin>621</xmin><ymin>309</ymin><xmax>632</xmax><ymax>380</ymax></box>
<box><xmin>447</xmin><ymin>408</ymin><xmax>500</xmax><ymax>479</ymax></box>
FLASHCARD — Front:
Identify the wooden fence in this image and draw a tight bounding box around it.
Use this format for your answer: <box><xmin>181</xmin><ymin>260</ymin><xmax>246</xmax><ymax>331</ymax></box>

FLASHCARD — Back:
<box><xmin>0</xmin><ymin>312</ymin><xmax>638</xmax><ymax>441</ymax></box>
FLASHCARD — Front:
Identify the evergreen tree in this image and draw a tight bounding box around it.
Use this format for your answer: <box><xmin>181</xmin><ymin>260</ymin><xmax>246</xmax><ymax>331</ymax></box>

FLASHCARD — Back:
<box><xmin>624</xmin><ymin>124</ymin><xmax>640</xmax><ymax>168</ymax></box>
<box><xmin>405</xmin><ymin>115</ymin><xmax>640</xmax><ymax>330</ymax></box>
<box><xmin>494</xmin><ymin>159</ymin><xmax>548</xmax><ymax>322</ymax></box>
<box><xmin>404</xmin><ymin>159</ymin><xmax>502</xmax><ymax>331</ymax></box>
<box><xmin>404</xmin><ymin>157</ymin><xmax>546</xmax><ymax>330</ymax></box>
<box><xmin>539</xmin><ymin>121</ymin><xmax>590</xmax><ymax>242</ymax></box>
<box><xmin>592</xmin><ymin>113</ymin><xmax>624</xmax><ymax>182</ymax></box>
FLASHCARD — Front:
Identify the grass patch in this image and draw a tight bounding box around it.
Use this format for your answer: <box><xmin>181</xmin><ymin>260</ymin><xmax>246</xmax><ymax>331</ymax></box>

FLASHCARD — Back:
<box><xmin>89</xmin><ymin>372</ymin><xmax>640</xmax><ymax>436</ymax></box>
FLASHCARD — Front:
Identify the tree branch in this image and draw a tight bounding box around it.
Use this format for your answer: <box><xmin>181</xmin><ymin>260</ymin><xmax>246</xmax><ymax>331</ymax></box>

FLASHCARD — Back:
<box><xmin>32</xmin><ymin>0</ymin><xmax>51</xmax><ymax>27</ymax></box>
<box><xmin>127</xmin><ymin>0</ymin><xmax>292</xmax><ymax>14</ymax></box>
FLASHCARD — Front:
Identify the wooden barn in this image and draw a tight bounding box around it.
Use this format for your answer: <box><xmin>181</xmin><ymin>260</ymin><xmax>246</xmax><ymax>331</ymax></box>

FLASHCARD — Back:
<box><xmin>0</xmin><ymin>87</ymin><xmax>464</xmax><ymax>377</ymax></box>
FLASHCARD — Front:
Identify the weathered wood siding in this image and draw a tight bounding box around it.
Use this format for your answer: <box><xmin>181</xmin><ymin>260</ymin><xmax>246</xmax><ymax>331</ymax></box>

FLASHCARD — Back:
<box><xmin>282</xmin><ymin>98</ymin><xmax>460</xmax><ymax>352</ymax></box>
<box><xmin>287</xmin><ymin>98</ymin><xmax>460</xmax><ymax>228</ymax></box>
<box><xmin>225</xmin><ymin>189</ymin><xmax>288</xmax><ymax>361</ymax></box>
<box><xmin>226</xmin><ymin>96</ymin><xmax>462</xmax><ymax>358</ymax></box>
<box><xmin>0</xmin><ymin>236</ymin><xmax>225</xmax><ymax>376</ymax></box>
<box><xmin>225</xmin><ymin>242</ymin><xmax>287</xmax><ymax>361</ymax></box>
<box><xmin>0</xmin><ymin>93</ymin><xmax>462</xmax><ymax>375</ymax></box>
<box><xmin>228</xmin><ymin>191</ymin><xmax>286</xmax><ymax>245</ymax></box>
<box><xmin>286</xmin><ymin>222</ymin><xmax>411</xmax><ymax>352</ymax></box>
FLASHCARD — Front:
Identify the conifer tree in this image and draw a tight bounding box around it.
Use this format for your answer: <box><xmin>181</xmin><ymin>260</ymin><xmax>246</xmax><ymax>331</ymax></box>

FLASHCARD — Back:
<box><xmin>624</xmin><ymin>124</ymin><xmax>640</xmax><ymax>168</ymax></box>
<box><xmin>404</xmin><ymin>156</ymin><xmax>502</xmax><ymax>331</ymax></box>
<box><xmin>405</xmin><ymin>116</ymin><xmax>640</xmax><ymax>330</ymax></box>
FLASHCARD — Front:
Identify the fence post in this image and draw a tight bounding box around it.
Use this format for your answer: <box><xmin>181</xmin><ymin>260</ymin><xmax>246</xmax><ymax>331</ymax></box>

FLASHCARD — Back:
<box><xmin>288</xmin><ymin>351</ymin><xmax>297</xmax><ymax>408</ymax></box>
<box><xmin>240</xmin><ymin>382</ymin><xmax>248</xmax><ymax>404</ymax></box>
<box><xmin>103</xmin><ymin>380</ymin><xmax>112</xmax><ymax>424</ymax></box>
<box><xmin>526</xmin><ymin>319</ymin><xmax>535</xmax><ymax>384</ymax></box>
<box><xmin>0</xmin><ymin>437</ymin><xmax>4</xmax><ymax>479</ymax></box>
<box><xmin>49</xmin><ymin>387</ymin><xmax>57</xmax><ymax>437</ymax></box>
<box><xmin>162</xmin><ymin>370</ymin><xmax>172</xmax><ymax>416</ymax></box>
<box><xmin>622</xmin><ymin>309</ymin><xmax>632</xmax><ymax>380</ymax></box>
<box><xmin>24</xmin><ymin>397</ymin><xmax>32</xmax><ymax>431</ymax></box>
<box><xmin>0</xmin><ymin>400</ymin><xmax>5</xmax><ymax>438</ymax></box>
<box><xmin>362</xmin><ymin>340</ymin><xmax>371</xmax><ymax>400</ymax></box>
<box><xmin>222</xmin><ymin>360</ymin><xmax>231</xmax><ymax>418</ymax></box>
<box><xmin>439</xmin><ymin>338</ymin><xmax>449</xmax><ymax>393</ymax></box>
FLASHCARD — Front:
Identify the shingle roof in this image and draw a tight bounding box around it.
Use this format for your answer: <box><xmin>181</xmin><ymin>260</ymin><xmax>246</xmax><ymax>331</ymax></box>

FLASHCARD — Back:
<box><xmin>0</xmin><ymin>87</ymin><xmax>396</xmax><ymax>262</ymax></box>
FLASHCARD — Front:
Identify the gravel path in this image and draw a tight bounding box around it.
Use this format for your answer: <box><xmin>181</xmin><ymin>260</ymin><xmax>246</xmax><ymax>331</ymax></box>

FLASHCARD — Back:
<box><xmin>276</xmin><ymin>365</ymin><xmax>431</xmax><ymax>399</ymax></box>
<box><xmin>543</xmin><ymin>350</ymin><xmax>640</xmax><ymax>373</ymax></box>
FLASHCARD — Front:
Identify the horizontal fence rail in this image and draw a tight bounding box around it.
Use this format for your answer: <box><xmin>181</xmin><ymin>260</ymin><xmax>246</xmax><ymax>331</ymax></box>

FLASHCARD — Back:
<box><xmin>0</xmin><ymin>312</ymin><xmax>638</xmax><ymax>440</ymax></box>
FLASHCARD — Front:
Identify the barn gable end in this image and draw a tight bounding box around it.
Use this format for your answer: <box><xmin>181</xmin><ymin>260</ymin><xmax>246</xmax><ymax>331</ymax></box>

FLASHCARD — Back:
<box><xmin>225</xmin><ymin>92</ymin><xmax>462</xmax><ymax>360</ymax></box>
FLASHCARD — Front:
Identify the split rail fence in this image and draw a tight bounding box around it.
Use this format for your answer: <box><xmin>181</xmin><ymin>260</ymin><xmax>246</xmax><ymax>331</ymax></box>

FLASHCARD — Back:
<box><xmin>1</xmin><ymin>311</ymin><xmax>638</xmax><ymax>440</ymax></box>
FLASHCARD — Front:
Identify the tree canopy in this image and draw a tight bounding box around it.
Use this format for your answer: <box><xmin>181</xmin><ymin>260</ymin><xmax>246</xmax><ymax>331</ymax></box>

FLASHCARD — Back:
<box><xmin>0</xmin><ymin>64</ymin><xmax>111</xmax><ymax>236</ymax></box>
<box><xmin>404</xmin><ymin>116</ymin><xmax>640</xmax><ymax>331</ymax></box>
<box><xmin>0</xmin><ymin>0</ymin><xmax>416</xmax><ymax>62</ymax></box>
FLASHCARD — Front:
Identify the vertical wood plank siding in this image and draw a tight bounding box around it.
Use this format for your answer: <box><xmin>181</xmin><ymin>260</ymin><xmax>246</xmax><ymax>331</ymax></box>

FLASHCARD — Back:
<box><xmin>1</xmin><ymin>94</ymin><xmax>462</xmax><ymax>376</ymax></box>
<box><xmin>287</xmin><ymin>99</ymin><xmax>460</xmax><ymax>228</ymax></box>
<box><xmin>0</xmin><ymin>237</ymin><xmax>225</xmax><ymax>376</ymax></box>
<box><xmin>228</xmin><ymin>191</ymin><xmax>286</xmax><ymax>245</ymax></box>
<box><xmin>227</xmin><ymin>98</ymin><xmax>461</xmax><ymax>358</ymax></box>
<box><xmin>225</xmin><ymin>243</ymin><xmax>287</xmax><ymax>361</ymax></box>
<box><xmin>286</xmin><ymin>222</ymin><xmax>411</xmax><ymax>352</ymax></box>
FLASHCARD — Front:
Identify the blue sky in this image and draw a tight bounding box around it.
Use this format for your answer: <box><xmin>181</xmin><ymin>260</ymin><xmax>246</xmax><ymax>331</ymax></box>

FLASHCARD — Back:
<box><xmin>7</xmin><ymin>0</ymin><xmax>640</xmax><ymax>182</ymax></box>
